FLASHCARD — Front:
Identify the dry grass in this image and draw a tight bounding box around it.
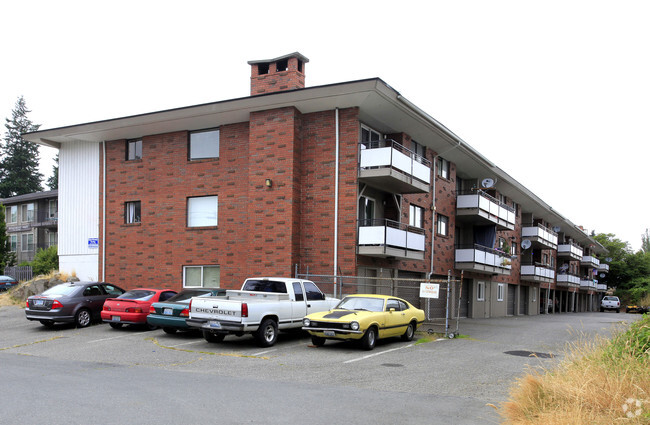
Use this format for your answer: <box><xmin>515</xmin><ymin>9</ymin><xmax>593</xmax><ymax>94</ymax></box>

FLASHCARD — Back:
<box><xmin>0</xmin><ymin>270</ymin><xmax>75</xmax><ymax>307</ymax></box>
<box><xmin>500</xmin><ymin>317</ymin><xmax>650</xmax><ymax>424</ymax></box>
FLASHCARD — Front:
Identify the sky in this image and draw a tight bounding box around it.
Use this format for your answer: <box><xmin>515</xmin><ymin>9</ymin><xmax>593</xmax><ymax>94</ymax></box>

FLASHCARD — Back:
<box><xmin>1</xmin><ymin>0</ymin><xmax>648</xmax><ymax>251</ymax></box>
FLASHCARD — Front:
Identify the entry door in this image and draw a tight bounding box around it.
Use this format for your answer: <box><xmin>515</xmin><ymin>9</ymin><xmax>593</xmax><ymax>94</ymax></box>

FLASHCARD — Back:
<box><xmin>507</xmin><ymin>285</ymin><xmax>515</xmax><ymax>316</ymax></box>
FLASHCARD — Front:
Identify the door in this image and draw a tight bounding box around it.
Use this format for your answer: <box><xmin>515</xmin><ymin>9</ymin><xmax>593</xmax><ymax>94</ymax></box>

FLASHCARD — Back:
<box><xmin>507</xmin><ymin>285</ymin><xmax>515</xmax><ymax>316</ymax></box>
<box><xmin>384</xmin><ymin>298</ymin><xmax>408</xmax><ymax>338</ymax></box>
<box><xmin>519</xmin><ymin>286</ymin><xmax>529</xmax><ymax>315</ymax></box>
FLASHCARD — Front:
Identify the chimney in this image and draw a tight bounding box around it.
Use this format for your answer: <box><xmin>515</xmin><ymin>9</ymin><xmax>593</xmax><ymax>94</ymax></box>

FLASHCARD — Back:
<box><xmin>248</xmin><ymin>52</ymin><xmax>309</xmax><ymax>95</ymax></box>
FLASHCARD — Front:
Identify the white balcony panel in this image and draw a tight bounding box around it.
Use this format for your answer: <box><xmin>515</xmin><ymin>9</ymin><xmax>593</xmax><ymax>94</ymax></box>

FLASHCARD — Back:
<box><xmin>412</xmin><ymin>160</ymin><xmax>431</xmax><ymax>183</ymax></box>
<box><xmin>391</xmin><ymin>149</ymin><xmax>412</xmax><ymax>176</ymax></box>
<box><xmin>406</xmin><ymin>231</ymin><xmax>425</xmax><ymax>251</ymax></box>
<box><xmin>358</xmin><ymin>226</ymin><xmax>386</xmax><ymax>245</ymax></box>
<box><xmin>386</xmin><ymin>226</ymin><xmax>407</xmax><ymax>247</ymax></box>
<box><xmin>455</xmin><ymin>249</ymin><xmax>475</xmax><ymax>262</ymax></box>
<box><xmin>557</xmin><ymin>274</ymin><xmax>581</xmax><ymax>285</ymax></box>
<box><xmin>359</xmin><ymin>147</ymin><xmax>391</xmax><ymax>168</ymax></box>
<box><xmin>457</xmin><ymin>194</ymin><xmax>479</xmax><ymax>209</ymax></box>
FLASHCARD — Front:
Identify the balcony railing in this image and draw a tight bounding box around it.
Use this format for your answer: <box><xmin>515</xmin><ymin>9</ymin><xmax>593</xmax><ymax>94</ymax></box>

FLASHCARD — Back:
<box><xmin>520</xmin><ymin>262</ymin><xmax>555</xmax><ymax>283</ymax></box>
<box><xmin>357</xmin><ymin>218</ymin><xmax>425</xmax><ymax>260</ymax></box>
<box><xmin>456</xmin><ymin>190</ymin><xmax>516</xmax><ymax>230</ymax></box>
<box><xmin>557</xmin><ymin>242</ymin><xmax>583</xmax><ymax>260</ymax></box>
<box><xmin>580</xmin><ymin>278</ymin><xmax>597</xmax><ymax>290</ymax></box>
<box><xmin>581</xmin><ymin>255</ymin><xmax>600</xmax><ymax>268</ymax></box>
<box><xmin>33</xmin><ymin>209</ymin><xmax>58</xmax><ymax>228</ymax></box>
<box><xmin>597</xmin><ymin>283</ymin><xmax>607</xmax><ymax>291</ymax></box>
<box><xmin>455</xmin><ymin>244</ymin><xmax>512</xmax><ymax>275</ymax></box>
<box><xmin>556</xmin><ymin>273</ymin><xmax>580</xmax><ymax>287</ymax></box>
<box><xmin>597</xmin><ymin>263</ymin><xmax>610</xmax><ymax>273</ymax></box>
<box><xmin>521</xmin><ymin>223</ymin><xmax>558</xmax><ymax>250</ymax></box>
<box><xmin>358</xmin><ymin>140</ymin><xmax>431</xmax><ymax>193</ymax></box>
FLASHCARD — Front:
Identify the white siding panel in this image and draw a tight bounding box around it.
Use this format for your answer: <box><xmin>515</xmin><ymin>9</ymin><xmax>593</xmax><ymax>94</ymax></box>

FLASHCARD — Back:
<box><xmin>59</xmin><ymin>142</ymin><xmax>100</xmax><ymax>278</ymax></box>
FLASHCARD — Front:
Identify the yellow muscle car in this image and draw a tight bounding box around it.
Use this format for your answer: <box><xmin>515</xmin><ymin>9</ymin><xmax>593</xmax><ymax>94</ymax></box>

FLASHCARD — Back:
<box><xmin>302</xmin><ymin>294</ymin><xmax>425</xmax><ymax>350</ymax></box>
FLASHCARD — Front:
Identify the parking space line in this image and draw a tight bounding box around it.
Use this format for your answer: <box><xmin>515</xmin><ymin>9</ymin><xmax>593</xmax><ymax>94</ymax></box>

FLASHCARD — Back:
<box><xmin>87</xmin><ymin>333</ymin><xmax>138</xmax><ymax>343</ymax></box>
<box><xmin>343</xmin><ymin>344</ymin><xmax>414</xmax><ymax>364</ymax></box>
<box><xmin>251</xmin><ymin>348</ymin><xmax>277</xmax><ymax>356</ymax></box>
<box><xmin>168</xmin><ymin>340</ymin><xmax>205</xmax><ymax>348</ymax></box>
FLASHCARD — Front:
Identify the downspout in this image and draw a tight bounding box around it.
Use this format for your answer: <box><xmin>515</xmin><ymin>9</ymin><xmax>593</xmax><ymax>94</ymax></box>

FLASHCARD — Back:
<box><xmin>334</xmin><ymin>108</ymin><xmax>340</xmax><ymax>277</ymax></box>
<box><xmin>102</xmin><ymin>141</ymin><xmax>106</xmax><ymax>282</ymax></box>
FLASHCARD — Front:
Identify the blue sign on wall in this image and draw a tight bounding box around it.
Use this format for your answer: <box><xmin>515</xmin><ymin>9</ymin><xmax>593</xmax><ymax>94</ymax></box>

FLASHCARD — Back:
<box><xmin>88</xmin><ymin>238</ymin><xmax>99</xmax><ymax>249</ymax></box>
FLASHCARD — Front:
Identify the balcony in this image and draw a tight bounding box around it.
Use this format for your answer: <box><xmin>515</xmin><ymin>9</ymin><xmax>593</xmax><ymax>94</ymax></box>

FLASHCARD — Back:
<box><xmin>521</xmin><ymin>223</ymin><xmax>558</xmax><ymax>250</ymax></box>
<box><xmin>556</xmin><ymin>273</ymin><xmax>580</xmax><ymax>288</ymax></box>
<box><xmin>581</xmin><ymin>255</ymin><xmax>600</xmax><ymax>269</ymax></box>
<box><xmin>597</xmin><ymin>263</ymin><xmax>610</xmax><ymax>273</ymax></box>
<box><xmin>32</xmin><ymin>209</ymin><xmax>58</xmax><ymax>229</ymax></box>
<box><xmin>358</xmin><ymin>140</ymin><xmax>431</xmax><ymax>194</ymax></box>
<box><xmin>580</xmin><ymin>278</ymin><xmax>597</xmax><ymax>290</ymax></box>
<box><xmin>596</xmin><ymin>283</ymin><xmax>607</xmax><ymax>292</ymax></box>
<box><xmin>357</xmin><ymin>219</ymin><xmax>425</xmax><ymax>260</ymax></box>
<box><xmin>456</xmin><ymin>190</ymin><xmax>516</xmax><ymax>230</ymax></box>
<box><xmin>557</xmin><ymin>242</ymin><xmax>583</xmax><ymax>260</ymax></box>
<box><xmin>520</xmin><ymin>262</ymin><xmax>555</xmax><ymax>284</ymax></box>
<box><xmin>455</xmin><ymin>244</ymin><xmax>512</xmax><ymax>275</ymax></box>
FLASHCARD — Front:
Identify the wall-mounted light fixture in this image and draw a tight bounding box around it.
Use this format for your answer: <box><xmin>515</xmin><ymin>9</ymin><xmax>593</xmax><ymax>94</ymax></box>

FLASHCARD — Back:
<box><xmin>265</xmin><ymin>178</ymin><xmax>272</xmax><ymax>188</ymax></box>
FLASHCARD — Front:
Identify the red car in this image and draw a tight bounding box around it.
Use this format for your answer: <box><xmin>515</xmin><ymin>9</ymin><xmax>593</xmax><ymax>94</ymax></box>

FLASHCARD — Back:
<box><xmin>101</xmin><ymin>288</ymin><xmax>177</xmax><ymax>329</ymax></box>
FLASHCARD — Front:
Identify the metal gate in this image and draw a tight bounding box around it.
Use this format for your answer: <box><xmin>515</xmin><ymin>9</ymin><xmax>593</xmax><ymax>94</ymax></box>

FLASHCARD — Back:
<box><xmin>295</xmin><ymin>269</ymin><xmax>463</xmax><ymax>337</ymax></box>
<box><xmin>507</xmin><ymin>284</ymin><xmax>515</xmax><ymax>316</ymax></box>
<box><xmin>519</xmin><ymin>286</ymin><xmax>529</xmax><ymax>315</ymax></box>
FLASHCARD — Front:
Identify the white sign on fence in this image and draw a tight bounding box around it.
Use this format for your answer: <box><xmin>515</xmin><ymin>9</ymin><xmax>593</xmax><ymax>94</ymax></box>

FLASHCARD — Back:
<box><xmin>419</xmin><ymin>283</ymin><xmax>440</xmax><ymax>298</ymax></box>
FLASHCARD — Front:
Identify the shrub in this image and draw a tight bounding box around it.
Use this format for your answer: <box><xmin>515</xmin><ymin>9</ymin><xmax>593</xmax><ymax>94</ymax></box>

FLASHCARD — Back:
<box><xmin>31</xmin><ymin>245</ymin><xmax>58</xmax><ymax>276</ymax></box>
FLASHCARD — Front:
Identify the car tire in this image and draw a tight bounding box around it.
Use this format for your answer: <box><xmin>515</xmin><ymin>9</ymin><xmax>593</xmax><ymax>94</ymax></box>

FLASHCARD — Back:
<box><xmin>311</xmin><ymin>335</ymin><xmax>326</xmax><ymax>346</ymax></box>
<box><xmin>75</xmin><ymin>309</ymin><xmax>92</xmax><ymax>328</ymax></box>
<box><xmin>40</xmin><ymin>320</ymin><xmax>54</xmax><ymax>328</ymax></box>
<box><xmin>616</xmin><ymin>309</ymin><xmax>620</xmax><ymax>313</ymax></box>
<box><xmin>361</xmin><ymin>326</ymin><xmax>377</xmax><ymax>350</ymax></box>
<box><xmin>109</xmin><ymin>322</ymin><xmax>123</xmax><ymax>329</ymax></box>
<box><xmin>600</xmin><ymin>307</ymin><xmax>604</xmax><ymax>312</ymax></box>
<box><xmin>203</xmin><ymin>330</ymin><xmax>225</xmax><ymax>343</ymax></box>
<box><xmin>163</xmin><ymin>327</ymin><xmax>177</xmax><ymax>334</ymax></box>
<box><xmin>254</xmin><ymin>318</ymin><xmax>278</xmax><ymax>347</ymax></box>
<box><xmin>401</xmin><ymin>322</ymin><xmax>416</xmax><ymax>342</ymax></box>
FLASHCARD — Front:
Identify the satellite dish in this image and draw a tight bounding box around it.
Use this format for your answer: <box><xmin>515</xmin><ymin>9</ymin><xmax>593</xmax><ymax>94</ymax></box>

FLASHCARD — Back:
<box><xmin>552</xmin><ymin>226</ymin><xmax>561</xmax><ymax>233</ymax></box>
<box><xmin>520</xmin><ymin>239</ymin><xmax>532</xmax><ymax>250</ymax></box>
<box><xmin>599</xmin><ymin>273</ymin><xmax>605</xmax><ymax>278</ymax></box>
<box><xmin>481</xmin><ymin>178</ymin><xmax>496</xmax><ymax>189</ymax></box>
<box><xmin>559</xmin><ymin>264</ymin><xmax>569</xmax><ymax>272</ymax></box>
<box><xmin>606</xmin><ymin>257</ymin><xmax>612</xmax><ymax>262</ymax></box>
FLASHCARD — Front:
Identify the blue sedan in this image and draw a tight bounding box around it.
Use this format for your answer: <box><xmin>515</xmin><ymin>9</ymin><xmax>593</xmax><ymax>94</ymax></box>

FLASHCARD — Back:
<box><xmin>0</xmin><ymin>275</ymin><xmax>19</xmax><ymax>291</ymax></box>
<box><xmin>147</xmin><ymin>288</ymin><xmax>226</xmax><ymax>334</ymax></box>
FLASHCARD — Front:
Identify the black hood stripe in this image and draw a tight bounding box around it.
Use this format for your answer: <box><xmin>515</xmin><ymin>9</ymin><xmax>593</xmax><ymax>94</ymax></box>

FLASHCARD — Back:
<box><xmin>323</xmin><ymin>310</ymin><xmax>356</xmax><ymax>319</ymax></box>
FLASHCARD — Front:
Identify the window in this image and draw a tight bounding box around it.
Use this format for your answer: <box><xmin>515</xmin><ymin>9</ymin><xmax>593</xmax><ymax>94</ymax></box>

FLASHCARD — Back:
<box><xmin>7</xmin><ymin>206</ymin><xmax>17</xmax><ymax>223</ymax></box>
<box><xmin>386</xmin><ymin>299</ymin><xmax>401</xmax><ymax>311</ymax></box>
<box><xmin>303</xmin><ymin>281</ymin><xmax>325</xmax><ymax>301</ymax></box>
<box><xmin>497</xmin><ymin>284</ymin><xmax>505</xmax><ymax>302</ymax></box>
<box><xmin>498</xmin><ymin>237</ymin><xmax>506</xmax><ymax>250</ymax></box>
<box><xmin>126</xmin><ymin>139</ymin><xmax>142</xmax><ymax>161</ymax></box>
<box><xmin>47</xmin><ymin>232</ymin><xmax>57</xmax><ymax>248</ymax></box>
<box><xmin>437</xmin><ymin>157</ymin><xmax>450</xmax><ymax>179</ymax></box>
<box><xmin>409</xmin><ymin>205</ymin><xmax>424</xmax><ymax>228</ymax></box>
<box><xmin>358</xmin><ymin>196</ymin><xmax>375</xmax><ymax>226</ymax></box>
<box><xmin>292</xmin><ymin>282</ymin><xmax>305</xmax><ymax>301</ymax></box>
<box><xmin>21</xmin><ymin>233</ymin><xmax>34</xmax><ymax>252</ymax></box>
<box><xmin>477</xmin><ymin>281</ymin><xmax>485</xmax><ymax>301</ymax></box>
<box><xmin>187</xmin><ymin>196</ymin><xmax>218</xmax><ymax>227</ymax></box>
<box><xmin>9</xmin><ymin>235</ymin><xmax>17</xmax><ymax>252</ymax></box>
<box><xmin>183</xmin><ymin>265</ymin><xmax>220</xmax><ymax>288</ymax></box>
<box><xmin>189</xmin><ymin>129</ymin><xmax>219</xmax><ymax>160</ymax></box>
<box><xmin>21</xmin><ymin>203</ymin><xmax>34</xmax><ymax>222</ymax></box>
<box><xmin>543</xmin><ymin>253</ymin><xmax>549</xmax><ymax>265</ymax></box>
<box><xmin>436</xmin><ymin>214</ymin><xmax>449</xmax><ymax>236</ymax></box>
<box><xmin>125</xmin><ymin>201</ymin><xmax>141</xmax><ymax>224</ymax></box>
<box><xmin>412</xmin><ymin>140</ymin><xmax>425</xmax><ymax>158</ymax></box>
<box><xmin>48</xmin><ymin>200</ymin><xmax>58</xmax><ymax>218</ymax></box>
<box><xmin>360</xmin><ymin>124</ymin><xmax>381</xmax><ymax>148</ymax></box>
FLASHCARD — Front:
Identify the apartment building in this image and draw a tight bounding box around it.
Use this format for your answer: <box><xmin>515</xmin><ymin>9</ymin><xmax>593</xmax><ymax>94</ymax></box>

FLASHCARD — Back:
<box><xmin>1</xmin><ymin>190</ymin><xmax>58</xmax><ymax>264</ymax></box>
<box><xmin>24</xmin><ymin>53</ymin><xmax>607</xmax><ymax>318</ymax></box>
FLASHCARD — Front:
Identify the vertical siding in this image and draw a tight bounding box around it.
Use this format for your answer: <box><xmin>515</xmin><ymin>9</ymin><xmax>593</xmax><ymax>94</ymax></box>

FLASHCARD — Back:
<box><xmin>59</xmin><ymin>142</ymin><xmax>100</xmax><ymax>257</ymax></box>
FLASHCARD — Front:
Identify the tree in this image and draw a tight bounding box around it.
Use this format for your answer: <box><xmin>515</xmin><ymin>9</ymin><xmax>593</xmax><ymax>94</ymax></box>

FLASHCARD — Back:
<box><xmin>0</xmin><ymin>96</ymin><xmax>42</xmax><ymax>198</ymax></box>
<box><xmin>0</xmin><ymin>205</ymin><xmax>16</xmax><ymax>270</ymax></box>
<box><xmin>642</xmin><ymin>228</ymin><xmax>650</xmax><ymax>254</ymax></box>
<box><xmin>31</xmin><ymin>245</ymin><xmax>58</xmax><ymax>276</ymax></box>
<box><xmin>47</xmin><ymin>153</ymin><xmax>58</xmax><ymax>190</ymax></box>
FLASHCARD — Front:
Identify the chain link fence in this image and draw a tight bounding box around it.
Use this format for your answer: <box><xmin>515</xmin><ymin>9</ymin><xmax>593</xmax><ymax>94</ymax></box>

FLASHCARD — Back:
<box><xmin>295</xmin><ymin>270</ymin><xmax>464</xmax><ymax>337</ymax></box>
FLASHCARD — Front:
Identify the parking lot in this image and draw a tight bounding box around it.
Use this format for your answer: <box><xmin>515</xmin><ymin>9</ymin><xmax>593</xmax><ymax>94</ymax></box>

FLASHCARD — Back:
<box><xmin>1</xmin><ymin>305</ymin><xmax>642</xmax><ymax>424</ymax></box>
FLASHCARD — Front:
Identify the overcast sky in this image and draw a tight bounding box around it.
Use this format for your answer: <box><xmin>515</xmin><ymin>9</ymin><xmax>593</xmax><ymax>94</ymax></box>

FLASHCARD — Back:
<box><xmin>1</xmin><ymin>1</ymin><xmax>648</xmax><ymax>251</ymax></box>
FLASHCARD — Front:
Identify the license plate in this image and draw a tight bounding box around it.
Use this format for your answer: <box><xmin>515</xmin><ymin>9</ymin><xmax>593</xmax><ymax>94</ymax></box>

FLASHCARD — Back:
<box><xmin>324</xmin><ymin>330</ymin><xmax>335</xmax><ymax>337</ymax></box>
<box><xmin>112</xmin><ymin>316</ymin><xmax>121</xmax><ymax>322</ymax></box>
<box><xmin>208</xmin><ymin>321</ymin><xmax>221</xmax><ymax>329</ymax></box>
<box><xmin>163</xmin><ymin>308</ymin><xmax>173</xmax><ymax>315</ymax></box>
<box><xmin>34</xmin><ymin>300</ymin><xmax>44</xmax><ymax>306</ymax></box>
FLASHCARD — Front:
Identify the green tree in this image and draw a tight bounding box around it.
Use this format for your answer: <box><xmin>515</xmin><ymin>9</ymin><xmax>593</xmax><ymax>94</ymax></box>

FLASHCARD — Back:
<box><xmin>642</xmin><ymin>228</ymin><xmax>650</xmax><ymax>254</ymax></box>
<box><xmin>31</xmin><ymin>245</ymin><xmax>58</xmax><ymax>276</ymax></box>
<box><xmin>0</xmin><ymin>205</ymin><xmax>16</xmax><ymax>270</ymax></box>
<box><xmin>47</xmin><ymin>153</ymin><xmax>58</xmax><ymax>190</ymax></box>
<box><xmin>0</xmin><ymin>96</ymin><xmax>42</xmax><ymax>198</ymax></box>
<box><xmin>593</xmin><ymin>233</ymin><xmax>631</xmax><ymax>290</ymax></box>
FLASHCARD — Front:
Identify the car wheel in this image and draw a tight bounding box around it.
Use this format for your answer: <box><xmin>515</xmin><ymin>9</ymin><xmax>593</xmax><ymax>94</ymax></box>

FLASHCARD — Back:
<box><xmin>75</xmin><ymin>309</ymin><xmax>92</xmax><ymax>328</ymax></box>
<box><xmin>40</xmin><ymin>320</ymin><xmax>54</xmax><ymax>328</ymax></box>
<box><xmin>311</xmin><ymin>335</ymin><xmax>326</xmax><ymax>346</ymax></box>
<box><xmin>163</xmin><ymin>327</ymin><xmax>177</xmax><ymax>334</ymax></box>
<box><xmin>361</xmin><ymin>326</ymin><xmax>377</xmax><ymax>350</ymax></box>
<box><xmin>203</xmin><ymin>330</ymin><xmax>225</xmax><ymax>343</ymax></box>
<box><xmin>109</xmin><ymin>322</ymin><xmax>123</xmax><ymax>329</ymax></box>
<box><xmin>401</xmin><ymin>322</ymin><xmax>416</xmax><ymax>342</ymax></box>
<box><xmin>616</xmin><ymin>309</ymin><xmax>620</xmax><ymax>313</ymax></box>
<box><xmin>600</xmin><ymin>308</ymin><xmax>604</xmax><ymax>312</ymax></box>
<box><xmin>254</xmin><ymin>318</ymin><xmax>278</xmax><ymax>347</ymax></box>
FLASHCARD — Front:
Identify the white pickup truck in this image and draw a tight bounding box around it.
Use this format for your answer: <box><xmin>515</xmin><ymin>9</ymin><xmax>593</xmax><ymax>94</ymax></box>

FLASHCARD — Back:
<box><xmin>186</xmin><ymin>277</ymin><xmax>339</xmax><ymax>347</ymax></box>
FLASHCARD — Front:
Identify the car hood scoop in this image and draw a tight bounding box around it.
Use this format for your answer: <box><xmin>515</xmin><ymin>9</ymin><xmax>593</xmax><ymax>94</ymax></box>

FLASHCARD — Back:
<box><xmin>323</xmin><ymin>310</ymin><xmax>356</xmax><ymax>319</ymax></box>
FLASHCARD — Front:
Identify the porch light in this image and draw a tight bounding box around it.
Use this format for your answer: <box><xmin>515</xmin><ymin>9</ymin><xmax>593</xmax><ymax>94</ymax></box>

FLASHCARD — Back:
<box><xmin>265</xmin><ymin>178</ymin><xmax>272</xmax><ymax>188</ymax></box>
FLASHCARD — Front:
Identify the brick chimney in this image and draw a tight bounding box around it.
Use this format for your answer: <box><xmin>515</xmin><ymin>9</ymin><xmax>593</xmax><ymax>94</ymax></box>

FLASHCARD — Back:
<box><xmin>248</xmin><ymin>52</ymin><xmax>309</xmax><ymax>95</ymax></box>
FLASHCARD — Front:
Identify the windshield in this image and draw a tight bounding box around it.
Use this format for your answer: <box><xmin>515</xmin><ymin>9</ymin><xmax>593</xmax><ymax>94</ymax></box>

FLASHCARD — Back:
<box><xmin>167</xmin><ymin>289</ymin><xmax>215</xmax><ymax>302</ymax></box>
<box><xmin>242</xmin><ymin>280</ymin><xmax>287</xmax><ymax>293</ymax></box>
<box><xmin>336</xmin><ymin>297</ymin><xmax>385</xmax><ymax>312</ymax></box>
<box><xmin>118</xmin><ymin>290</ymin><xmax>156</xmax><ymax>301</ymax></box>
<box><xmin>41</xmin><ymin>284</ymin><xmax>81</xmax><ymax>297</ymax></box>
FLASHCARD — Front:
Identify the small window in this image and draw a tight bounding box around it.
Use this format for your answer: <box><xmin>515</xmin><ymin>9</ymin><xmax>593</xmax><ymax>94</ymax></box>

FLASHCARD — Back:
<box><xmin>48</xmin><ymin>200</ymin><xmax>58</xmax><ymax>218</ymax></box>
<box><xmin>409</xmin><ymin>205</ymin><xmax>424</xmax><ymax>228</ymax></box>
<box><xmin>125</xmin><ymin>201</ymin><xmax>141</xmax><ymax>224</ymax></box>
<box><xmin>9</xmin><ymin>235</ymin><xmax>17</xmax><ymax>252</ymax></box>
<box><xmin>258</xmin><ymin>62</ymin><xmax>270</xmax><ymax>75</ymax></box>
<box><xmin>477</xmin><ymin>281</ymin><xmax>485</xmax><ymax>301</ymax></box>
<box><xmin>360</xmin><ymin>124</ymin><xmax>381</xmax><ymax>149</ymax></box>
<box><xmin>190</xmin><ymin>129</ymin><xmax>219</xmax><ymax>160</ymax></box>
<box><xmin>21</xmin><ymin>203</ymin><xmax>34</xmax><ymax>222</ymax></box>
<box><xmin>437</xmin><ymin>214</ymin><xmax>449</xmax><ymax>236</ymax></box>
<box><xmin>183</xmin><ymin>265</ymin><xmax>220</xmax><ymax>288</ymax></box>
<box><xmin>437</xmin><ymin>157</ymin><xmax>450</xmax><ymax>179</ymax></box>
<box><xmin>187</xmin><ymin>196</ymin><xmax>218</xmax><ymax>227</ymax></box>
<box><xmin>292</xmin><ymin>282</ymin><xmax>305</xmax><ymax>301</ymax></box>
<box><xmin>7</xmin><ymin>206</ymin><xmax>17</xmax><ymax>223</ymax></box>
<box><xmin>21</xmin><ymin>233</ymin><xmax>34</xmax><ymax>252</ymax></box>
<box><xmin>276</xmin><ymin>59</ymin><xmax>288</xmax><ymax>72</ymax></box>
<box><xmin>386</xmin><ymin>299</ymin><xmax>401</xmax><ymax>311</ymax></box>
<box><xmin>83</xmin><ymin>285</ymin><xmax>102</xmax><ymax>297</ymax></box>
<box><xmin>304</xmin><ymin>281</ymin><xmax>325</xmax><ymax>301</ymax></box>
<box><xmin>412</xmin><ymin>140</ymin><xmax>425</xmax><ymax>158</ymax></box>
<box><xmin>497</xmin><ymin>284</ymin><xmax>505</xmax><ymax>302</ymax></box>
<box><xmin>47</xmin><ymin>231</ymin><xmax>57</xmax><ymax>248</ymax></box>
<box><xmin>102</xmin><ymin>284</ymin><xmax>124</xmax><ymax>296</ymax></box>
<box><xmin>126</xmin><ymin>139</ymin><xmax>142</xmax><ymax>161</ymax></box>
